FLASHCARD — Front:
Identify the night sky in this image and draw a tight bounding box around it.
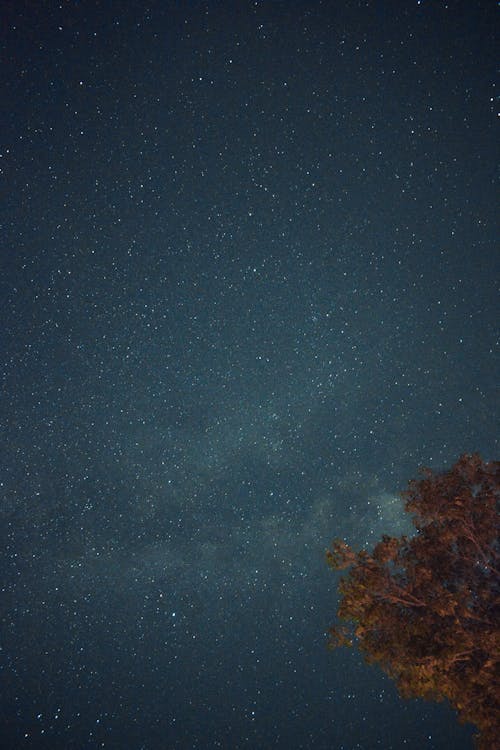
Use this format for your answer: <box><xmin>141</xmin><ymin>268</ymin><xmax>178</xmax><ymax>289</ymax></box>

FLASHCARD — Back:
<box><xmin>1</xmin><ymin>1</ymin><xmax>498</xmax><ymax>748</ymax></box>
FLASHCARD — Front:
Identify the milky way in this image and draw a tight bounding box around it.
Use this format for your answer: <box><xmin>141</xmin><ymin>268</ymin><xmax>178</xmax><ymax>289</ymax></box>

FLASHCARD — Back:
<box><xmin>1</xmin><ymin>2</ymin><xmax>497</xmax><ymax>748</ymax></box>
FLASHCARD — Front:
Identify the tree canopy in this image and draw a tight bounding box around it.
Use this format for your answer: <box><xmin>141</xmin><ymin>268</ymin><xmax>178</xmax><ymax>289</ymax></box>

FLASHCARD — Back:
<box><xmin>327</xmin><ymin>453</ymin><xmax>499</xmax><ymax>749</ymax></box>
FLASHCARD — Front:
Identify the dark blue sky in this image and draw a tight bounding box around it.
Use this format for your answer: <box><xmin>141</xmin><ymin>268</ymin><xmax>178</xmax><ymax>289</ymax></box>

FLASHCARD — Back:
<box><xmin>1</xmin><ymin>1</ymin><xmax>497</xmax><ymax>748</ymax></box>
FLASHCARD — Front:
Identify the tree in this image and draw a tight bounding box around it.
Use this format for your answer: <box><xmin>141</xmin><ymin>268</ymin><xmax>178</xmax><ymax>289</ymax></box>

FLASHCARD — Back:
<box><xmin>326</xmin><ymin>453</ymin><xmax>500</xmax><ymax>749</ymax></box>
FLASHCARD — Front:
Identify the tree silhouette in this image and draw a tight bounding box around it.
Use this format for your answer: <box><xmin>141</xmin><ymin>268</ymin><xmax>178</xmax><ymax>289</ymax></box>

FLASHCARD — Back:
<box><xmin>327</xmin><ymin>453</ymin><xmax>499</xmax><ymax>749</ymax></box>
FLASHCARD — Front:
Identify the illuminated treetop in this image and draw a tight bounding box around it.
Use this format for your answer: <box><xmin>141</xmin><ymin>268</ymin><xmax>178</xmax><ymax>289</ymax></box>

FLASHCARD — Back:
<box><xmin>327</xmin><ymin>453</ymin><xmax>500</xmax><ymax>749</ymax></box>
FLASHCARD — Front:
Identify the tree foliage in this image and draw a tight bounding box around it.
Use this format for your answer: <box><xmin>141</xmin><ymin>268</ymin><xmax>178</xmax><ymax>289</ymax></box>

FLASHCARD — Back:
<box><xmin>326</xmin><ymin>453</ymin><xmax>500</xmax><ymax>749</ymax></box>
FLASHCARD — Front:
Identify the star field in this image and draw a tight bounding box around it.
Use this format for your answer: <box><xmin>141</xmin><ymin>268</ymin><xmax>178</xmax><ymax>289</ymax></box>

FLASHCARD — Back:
<box><xmin>1</xmin><ymin>2</ymin><xmax>498</xmax><ymax>748</ymax></box>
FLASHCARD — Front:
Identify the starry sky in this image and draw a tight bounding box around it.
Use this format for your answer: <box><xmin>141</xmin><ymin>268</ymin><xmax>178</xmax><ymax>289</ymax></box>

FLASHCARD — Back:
<box><xmin>1</xmin><ymin>1</ymin><xmax>498</xmax><ymax>748</ymax></box>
